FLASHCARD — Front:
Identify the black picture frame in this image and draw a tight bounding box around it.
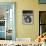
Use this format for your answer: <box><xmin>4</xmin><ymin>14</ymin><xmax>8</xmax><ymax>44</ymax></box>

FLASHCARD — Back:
<box><xmin>39</xmin><ymin>11</ymin><xmax>46</xmax><ymax>35</ymax></box>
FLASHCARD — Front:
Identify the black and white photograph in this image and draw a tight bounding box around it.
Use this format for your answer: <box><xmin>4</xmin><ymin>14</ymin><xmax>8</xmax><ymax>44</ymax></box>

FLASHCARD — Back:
<box><xmin>22</xmin><ymin>10</ymin><xmax>33</xmax><ymax>24</ymax></box>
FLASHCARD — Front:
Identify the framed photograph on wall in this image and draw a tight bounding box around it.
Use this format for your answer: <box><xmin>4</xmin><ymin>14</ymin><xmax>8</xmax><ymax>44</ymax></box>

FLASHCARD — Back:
<box><xmin>22</xmin><ymin>10</ymin><xmax>33</xmax><ymax>24</ymax></box>
<box><xmin>39</xmin><ymin>11</ymin><xmax>46</xmax><ymax>35</ymax></box>
<box><xmin>0</xmin><ymin>2</ymin><xmax>16</xmax><ymax>40</ymax></box>
<box><xmin>39</xmin><ymin>0</ymin><xmax>46</xmax><ymax>4</ymax></box>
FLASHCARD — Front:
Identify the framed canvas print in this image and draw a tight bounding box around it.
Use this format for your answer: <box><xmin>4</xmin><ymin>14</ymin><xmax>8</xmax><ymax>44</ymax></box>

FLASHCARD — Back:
<box><xmin>0</xmin><ymin>2</ymin><xmax>16</xmax><ymax>40</ymax></box>
<box><xmin>22</xmin><ymin>10</ymin><xmax>33</xmax><ymax>24</ymax></box>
